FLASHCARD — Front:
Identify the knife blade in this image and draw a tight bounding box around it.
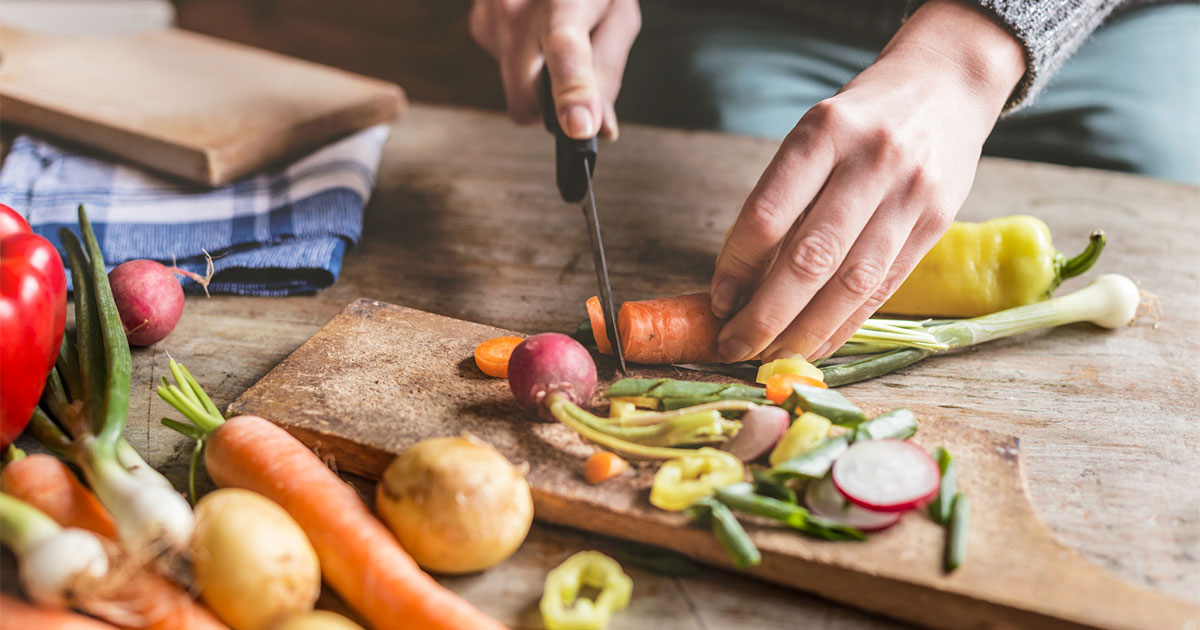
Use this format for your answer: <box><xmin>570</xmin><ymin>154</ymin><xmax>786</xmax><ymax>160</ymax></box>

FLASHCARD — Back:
<box><xmin>539</xmin><ymin>68</ymin><xmax>627</xmax><ymax>374</ymax></box>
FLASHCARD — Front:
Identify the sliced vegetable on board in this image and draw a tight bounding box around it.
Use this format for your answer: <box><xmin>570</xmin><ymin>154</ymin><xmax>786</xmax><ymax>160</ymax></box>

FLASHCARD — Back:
<box><xmin>768</xmin><ymin>412</ymin><xmax>832</xmax><ymax>466</ymax></box>
<box><xmin>685</xmin><ymin>497</ymin><xmax>761</xmax><ymax>569</ymax></box>
<box><xmin>804</xmin><ymin>475</ymin><xmax>904</xmax><ymax>533</ymax></box>
<box><xmin>584</xmin><ymin>451</ymin><xmax>629</xmax><ymax>484</ymax></box>
<box><xmin>756</xmin><ymin>356</ymin><xmax>823</xmax><ymax>384</ymax></box>
<box><xmin>649</xmin><ymin>448</ymin><xmax>744</xmax><ymax>512</ymax></box>
<box><xmin>764</xmin><ymin>373</ymin><xmax>826</xmax><ymax>404</ymax></box>
<box><xmin>376</xmin><ymin>434</ymin><xmax>533</xmax><ymax>574</ymax></box>
<box><xmin>158</xmin><ymin>360</ymin><xmax>507</xmax><ymax>630</ymax></box>
<box><xmin>946</xmin><ymin>492</ymin><xmax>970</xmax><ymax>572</ymax></box>
<box><xmin>473</xmin><ymin>335</ymin><xmax>525</xmax><ymax>378</ymax></box>
<box><xmin>769</xmin><ymin>408</ymin><xmax>918</xmax><ymax>480</ymax></box>
<box><xmin>882</xmin><ymin>216</ymin><xmax>1105</xmax><ymax>317</ymax></box>
<box><xmin>540</xmin><ymin>551</ymin><xmax>633</xmax><ymax>630</ymax></box>
<box><xmin>587</xmin><ymin>293</ymin><xmax>721</xmax><ymax>363</ymax></box>
<box><xmin>724</xmin><ymin>405</ymin><xmax>789</xmax><ymax>462</ymax></box>
<box><xmin>0</xmin><ymin>202</ymin><xmax>67</xmax><ymax>447</ymax></box>
<box><xmin>928</xmin><ymin>446</ymin><xmax>956</xmax><ymax>525</ymax></box>
<box><xmin>714</xmin><ymin>482</ymin><xmax>865</xmax><ymax>541</ymax></box>
<box><xmin>192</xmin><ymin>488</ymin><xmax>321</xmax><ymax>630</ymax></box>
<box><xmin>831</xmin><ymin>439</ymin><xmax>940</xmax><ymax>513</ymax></box>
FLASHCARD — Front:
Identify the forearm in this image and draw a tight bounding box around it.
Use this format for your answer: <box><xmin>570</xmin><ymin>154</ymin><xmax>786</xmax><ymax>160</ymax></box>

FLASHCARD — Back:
<box><xmin>906</xmin><ymin>0</ymin><xmax>1126</xmax><ymax>108</ymax></box>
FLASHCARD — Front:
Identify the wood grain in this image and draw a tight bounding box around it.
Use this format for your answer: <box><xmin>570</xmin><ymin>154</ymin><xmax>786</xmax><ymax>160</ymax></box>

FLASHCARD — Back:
<box><xmin>0</xmin><ymin>25</ymin><xmax>405</xmax><ymax>185</ymax></box>
<box><xmin>11</xmin><ymin>105</ymin><xmax>1196</xmax><ymax>629</ymax></box>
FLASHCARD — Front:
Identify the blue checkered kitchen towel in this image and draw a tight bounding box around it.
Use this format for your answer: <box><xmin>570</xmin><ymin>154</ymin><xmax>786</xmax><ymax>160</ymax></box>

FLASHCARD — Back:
<box><xmin>0</xmin><ymin>125</ymin><xmax>390</xmax><ymax>296</ymax></box>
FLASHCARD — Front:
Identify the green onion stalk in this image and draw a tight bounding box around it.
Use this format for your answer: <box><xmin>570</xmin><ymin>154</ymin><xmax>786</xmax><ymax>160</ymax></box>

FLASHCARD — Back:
<box><xmin>32</xmin><ymin>206</ymin><xmax>193</xmax><ymax>562</ymax></box>
<box><xmin>547</xmin><ymin>395</ymin><xmax>750</xmax><ymax>459</ymax></box>
<box><xmin>0</xmin><ymin>491</ymin><xmax>111</xmax><ymax>609</ymax></box>
<box><xmin>824</xmin><ymin>274</ymin><xmax>1144</xmax><ymax>386</ymax></box>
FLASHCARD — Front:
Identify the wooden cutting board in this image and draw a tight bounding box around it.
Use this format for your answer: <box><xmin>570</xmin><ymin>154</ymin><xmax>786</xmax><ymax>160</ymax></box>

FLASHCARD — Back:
<box><xmin>229</xmin><ymin>299</ymin><xmax>1198</xmax><ymax>630</ymax></box>
<box><xmin>0</xmin><ymin>25</ymin><xmax>405</xmax><ymax>185</ymax></box>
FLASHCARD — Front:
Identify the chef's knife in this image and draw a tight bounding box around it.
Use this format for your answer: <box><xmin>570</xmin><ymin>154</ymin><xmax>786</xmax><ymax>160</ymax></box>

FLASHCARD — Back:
<box><xmin>539</xmin><ymin>68</ymin><xmax>627</xmax><ymax>374</ymax></box>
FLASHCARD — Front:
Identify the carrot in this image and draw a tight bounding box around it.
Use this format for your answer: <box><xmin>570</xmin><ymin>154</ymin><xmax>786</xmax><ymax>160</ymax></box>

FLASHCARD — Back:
<box><xmin>1</xmin><ymin>455</ymin><xmax>228</xmax><ymax>630</ymax></box>
<box><xmin>0</xmin><ymin>593</ymin><xmax>120</xmax><ymax>630</ymax></box>
<box><xmin>205</xmin><ymin>415</ymin><xmax>507</xmax><ymax>630</ymax></box>
<box><xmin>474</xmin><ymin>336</ymin><xmax>525</xmax><ymax>378</ymax></box>
<box><xmin>590</xmin><ymin>293</ymin><xmax>723</xmax><ymax>364</ymax></box>
<box><xmin>765</xmin><ymin>373</ymin><xmax>828</xmax><ymax>404</ymax></box>
<box><xmin>584</xmin><ymin>451</ymin><xmax>628</xmax><ymax>484</ymax></box>
<box><xmin>1</xmin><ymin>454</ymin><xmax>117</xmax><ymax>539</ymax></box>
<box><xmin>585</xmin><ymin>296</ymin><xmax>613</xmax><ymax>355</ymax></box>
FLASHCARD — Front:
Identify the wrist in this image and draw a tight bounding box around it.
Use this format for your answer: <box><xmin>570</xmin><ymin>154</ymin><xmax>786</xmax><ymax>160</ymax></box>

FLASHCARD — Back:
<box><xmin>880</xmin><ymin>0</ymin><xmax>1026</xmax><ymax>113</ymax></box>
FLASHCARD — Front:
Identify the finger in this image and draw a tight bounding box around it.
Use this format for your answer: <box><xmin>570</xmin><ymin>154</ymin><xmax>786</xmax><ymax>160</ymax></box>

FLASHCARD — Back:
<box><xmin>716</xmin><ymin>158</ymin><xmax>888</xmax><ymax>362</ymax></box>
<box><xmin>540</xmin><ymin>0</ymin><xmax>612</xmax><ymax>139</ymax></box>
<box><xmin>468</xmin><ymin>0</ymin><xmax>498</xmax><ymax>55</ymax></box>
<box><xmin>498</xmin><ymin>32</ymin><xmax>543</xmax><ymax>125</ymax></box>
<box><xmin>591</xmin><ymin>0</ymin><xmax>641</xmax><ymax>139</ymax></box>
<box><xmin>710</xmin><ymin>123</ymin><xmax>836</xmax><ymax>319</ymax></box>
<box><xmin>761</xmin><ymin>201</ymin><xmax>915</xmax><ymax>361</ymax></box>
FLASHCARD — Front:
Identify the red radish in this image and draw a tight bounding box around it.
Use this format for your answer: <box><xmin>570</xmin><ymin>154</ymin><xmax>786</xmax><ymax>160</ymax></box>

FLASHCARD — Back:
<box><xmin>725</xmin><ymin>405</ymin><xmax>789</xmax><ymax>462</ymax></box>
<box><xmin>831</xmin><ymin>439</ymin><xmax>939</xmax><ymax>513</ymax></box>
<box><xmin>805</xmin><ymin>475</ymin><xmax>903</xmax><ymax>532</ymax></box>
<box><xmin>108</xmin><ymin>259</ymin><xmax>210</xmax><ymax>346</ymax></box>
<box><xmin>507</xmin><ymin>333</ymin><xmax>597</xmax><ymax>419</ymax></box>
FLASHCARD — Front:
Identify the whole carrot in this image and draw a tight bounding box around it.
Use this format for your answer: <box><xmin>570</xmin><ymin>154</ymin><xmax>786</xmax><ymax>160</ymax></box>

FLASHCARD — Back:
<box><xmin>0</xmin><ymin>593</ymin><xmax>120</xmax><ymax>630</ymax></box>
<box><xmin>1</xmin><ymin>453</ymin><xmax>117</xmax><ymax>539</ymax></box>
<box><xmin>158</xmin><ymin>360</ymin><xmax>507</xmax><ymax>630</ymax></box>
<box><xmin>1</xmin><ymin>454</ymin><xmax>227</xmax><ymax>630</ymax></box>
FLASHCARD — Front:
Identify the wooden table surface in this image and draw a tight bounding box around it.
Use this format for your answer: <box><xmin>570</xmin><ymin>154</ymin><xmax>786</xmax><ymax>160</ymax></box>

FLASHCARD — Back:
<box><xmin>37</xmin><ymin>104</ymin><xmax>1200</xmax><ymax>628</ymax></box>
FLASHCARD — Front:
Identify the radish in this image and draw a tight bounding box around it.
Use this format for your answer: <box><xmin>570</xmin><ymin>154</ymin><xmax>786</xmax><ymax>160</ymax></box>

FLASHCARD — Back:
<box><xmin>508</xmin><ymin>333</ymin><xmax>598</xmax><ymax>420</ymax></box>
<box><xmin>831</xmin><ymin>439</ymin><xmax>939</xmax><ymax>513</ymax></box>
<box><xmin>804</xmin><ymin>475</ymin><xmax>903</xmax><ymax>532</ymax></box>
<box><xmin>108</xmin><ymin>258</ymin><xmax>211</xmax><ymax>347</ymax></box>
<box><xmin>725</xmin><ymin>405</ymin><xmax>789</xmax><ymax>462</ymax></box>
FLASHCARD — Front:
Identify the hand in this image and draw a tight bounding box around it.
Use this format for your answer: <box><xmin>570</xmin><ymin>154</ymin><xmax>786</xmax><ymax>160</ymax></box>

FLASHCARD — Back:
<box><xmin>469</xmin><ymin>0</ymin><xmax>641</xmax><ymax>140</ymax></box>
<box><xmin>710</xmin><ymin>0</ymin><xmax>1026</xmax><ymax>362</ymax></box>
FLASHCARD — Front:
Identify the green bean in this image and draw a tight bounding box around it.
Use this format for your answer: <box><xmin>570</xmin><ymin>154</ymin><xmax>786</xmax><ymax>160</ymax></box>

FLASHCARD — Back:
<box><xmin>686</xmin><ymin>497</ymin><xmax>761</xmax><ymax>569</ymax></box>
<box><xmin>715</xmin><ymin>483</ymin><xmax>865</xmax><ymax>542</ymax></box>
<box><xmin>752</xmin><ymin>467</ymin><xmax>796</xmax><ymax>504</ymax></box>
<box><xmin>769</xmin><ymin>409</ymin><xmax>917</xmax><ymax>480</ymax></box>
<box><xmin>928</xmin><ymin>447</ymin><xmax>956</xmax><ymax>525</ymax></box>
<box><xmin>782</xmin><ymin>384</ymin><xmax>866</xmax><ymax>425</ymax></box>
<box><xmin>945</xmin><ymin>492</ymin><xmax>969</xmax><ymax>571</ymax></box>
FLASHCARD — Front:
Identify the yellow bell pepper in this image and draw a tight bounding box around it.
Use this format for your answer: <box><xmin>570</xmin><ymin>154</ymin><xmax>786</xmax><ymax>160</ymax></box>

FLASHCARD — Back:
<box><xmin>540</xmin><ymin>551</ymin><xmax>633</xmax><ymax>630</ymax></box>
<box><xmin>882</xmin><ymin>215</ymin><xmax>1104</xmax><ymax>317</ymax></box>
<box><xmin>756</xmin><ymin>357</ymin><xmax>824</xmax><ymax>384</ymax></box>
<box><xmin>768</xmin><ymin>412</ymin><xmax>832</xmax><ymax>466</ymax></box>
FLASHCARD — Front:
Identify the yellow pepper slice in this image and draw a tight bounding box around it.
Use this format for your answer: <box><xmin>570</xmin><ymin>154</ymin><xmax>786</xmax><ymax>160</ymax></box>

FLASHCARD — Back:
<box><xmin>650</xmin><ymin>447</ymin><xmax>744</xmax><ymax>511</ymax></box>
<box><xmin>769</xmin><ymin>412</ymin><xmax>832</xmax><ymax>466</ymax></box>
<box><xmin>540</xmin><ymin>551</ymin><xmax>633</xmax><ymax>630</ymax></box>
<box><xmin>756</xmin><ymin>357</ymin><xmax>824</xmax><ymax>384</ymax></box>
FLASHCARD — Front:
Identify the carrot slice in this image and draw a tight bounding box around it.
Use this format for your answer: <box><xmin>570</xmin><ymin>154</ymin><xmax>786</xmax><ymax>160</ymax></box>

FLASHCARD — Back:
<box><xmin>584</xmin><ymin>451</ymin><xmax>629</xmax><ymax>484</ymax></box>
<box><xmin>585</xmin><ymin>296</ymin><xmax>613</xmax><ymax>355</ymax></box>
<box><xmin>474</xmin><ymin>336</ymin><xmax>525</xmax><ymax>378</ymax></box>
<box><xmin>619</xmin><ymin>293</ymin><xmax>722</xmax><ymax>364</ymax></box>
<box><xmin>765</xmin><ymin>373</ymin><xmax>828</xmax><ymax>404</ymax></box>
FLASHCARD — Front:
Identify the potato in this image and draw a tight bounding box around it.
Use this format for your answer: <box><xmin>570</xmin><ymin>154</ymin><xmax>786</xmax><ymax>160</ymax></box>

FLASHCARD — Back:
<box><xmin>192</xmin><ymin>488</ymin><xmax>321</xmax><ymax>630</ymax></box>
<box><xmin>271</xmin><ymin>610</ymin><xmax>365</xmax><ymax>630</ymax></box>
<box><xmin>376</xmin><ymin>434</ymin><xmax>533</xmax><ymax>574</ymax></box>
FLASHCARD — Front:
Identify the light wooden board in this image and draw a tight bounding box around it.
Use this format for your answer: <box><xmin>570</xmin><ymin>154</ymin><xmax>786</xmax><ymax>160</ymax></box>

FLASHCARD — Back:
<box><xmin>228</xmin><ymin>299</ymin><xmax>1197</xmax><ymax>630</ymax></box>
<box><xmin>0</xmin><ymin>25</ymin><xmax>405</xmax><ymax>185</ymax></box>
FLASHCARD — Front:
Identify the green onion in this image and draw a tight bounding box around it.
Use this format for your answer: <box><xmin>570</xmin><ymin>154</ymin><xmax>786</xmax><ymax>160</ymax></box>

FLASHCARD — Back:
<box><xmin>782</xmin><ymin>384</ymin><xmax>866</xmax><ymax>425</ymax></box>
<box><xmin>714</xmin><ymin>483</ymin><xmax>865</xmax><ymax>541</ymax></box>
<box><xmin>824</xmin><ymin>274</ymin><xmax>1143</xmax><ymax>386</ymax></box>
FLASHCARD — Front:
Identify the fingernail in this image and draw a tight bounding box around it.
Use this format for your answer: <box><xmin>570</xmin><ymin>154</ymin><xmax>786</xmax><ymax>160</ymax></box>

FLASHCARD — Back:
<box><xmin>718</xmin><ymin>338</ymin><xmax>752</xmax><ymax>362</ymax></box>
<box><xmin>711</xmin><ymin>280</ymin><xmax>737</xmax><ymax>318</ymax></box>
<box><xmin>565</xmin><ymin>105</ymin><xmax>595</xmax><ymax>138</ymax></box>
<box><xmin>811</xmin><ymin>340</ymin><xmax>834</xmax><ymax>359</ymax></box>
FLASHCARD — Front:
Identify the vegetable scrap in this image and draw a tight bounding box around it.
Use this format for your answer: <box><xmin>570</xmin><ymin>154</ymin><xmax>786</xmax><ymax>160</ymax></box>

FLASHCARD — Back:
<box><xmin>584</xmin><ymin>451</ymin><xmax>629</xmax><ymax>484</ymax></box>
<box><xmin>764</xmin><ymin>373</ymin><xmax>826</xmax><ymax>405</ymax></box>
<box><xmin>540</xmin><ymin>551</ymin><xmax>633</xmax><ymax>630</ymax></box>
<box><xmin>474</xmin><ymin>335</ymin><xmax>525</xmax><ymax>378</ymax></box>
<box><xmin>650</xmin><ymin>448</ymin><xmax>744</xmax><ymax>511</ymax></box>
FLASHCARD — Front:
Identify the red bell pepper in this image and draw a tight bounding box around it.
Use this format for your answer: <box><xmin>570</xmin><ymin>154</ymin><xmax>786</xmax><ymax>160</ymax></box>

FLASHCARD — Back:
<box><xmin>0</xmin><ymin>203</ymin><xmax>68</xmax><ymax>446</ymax></box>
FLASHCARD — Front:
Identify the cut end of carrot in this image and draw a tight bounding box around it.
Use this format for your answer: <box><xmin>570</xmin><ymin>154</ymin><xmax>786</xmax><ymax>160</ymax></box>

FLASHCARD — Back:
<box><xmin>474</xmin><ymin>336</ymin><xmax>525</xmax><ymax>379</ymax></box>
<box><xmin>584</xmin><ymin>451</ymin><xmax>628</xmax><ymax>484</ymax></box>
<box><xmin>765</xmin><ymin>373</ymin><xmax>828</xmax><ymax>404</ymax></box>
<box><xmin>586</xmin><ymin>296</ymin><xmax>614</xmax><ymax>355</ymax></box>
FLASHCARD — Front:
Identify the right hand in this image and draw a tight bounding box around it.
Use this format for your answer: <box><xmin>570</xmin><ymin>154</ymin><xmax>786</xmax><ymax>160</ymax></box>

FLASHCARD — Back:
<box><xmin>469</xmin><ymin>0</ymin><xmax>641</xmax><ymax>140</ymax></box>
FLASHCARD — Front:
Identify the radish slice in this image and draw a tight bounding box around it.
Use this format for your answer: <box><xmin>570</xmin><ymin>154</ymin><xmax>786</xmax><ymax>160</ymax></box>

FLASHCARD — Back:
<box><xmin>831</xmin><ymin>439</ymin><xmax>939</xmax><ymax>513</ymax></box>
<box><xmin>726</xmin><ymin>406</ymin><xmax>789</xmax><ymax>462</ymax></box>
<box><xmin>805</xmin><ymin>475</ymin><xmax>902</xmax><ymax>532</ymax></box>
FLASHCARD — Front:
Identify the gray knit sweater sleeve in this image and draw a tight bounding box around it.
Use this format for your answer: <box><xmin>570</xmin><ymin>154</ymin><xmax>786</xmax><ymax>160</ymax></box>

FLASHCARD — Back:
<box><xmin>908</xmin><ymin>0</ymin><xmax>1128</xmax><ymax>109</ymax></box>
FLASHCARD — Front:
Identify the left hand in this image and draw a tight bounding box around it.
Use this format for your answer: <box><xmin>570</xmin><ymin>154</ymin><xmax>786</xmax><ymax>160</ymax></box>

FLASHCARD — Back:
<box><xmin>709</xmin><ymin>0</ymin><xmax>1026</xmax><ymax>362</ymax></box>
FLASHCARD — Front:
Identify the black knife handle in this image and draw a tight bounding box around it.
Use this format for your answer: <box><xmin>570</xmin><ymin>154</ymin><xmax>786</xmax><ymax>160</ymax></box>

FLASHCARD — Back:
<box><xmin>539</xmin><ymin>67</ymin><xmax>597</xmax><ymax>204</ymax></box>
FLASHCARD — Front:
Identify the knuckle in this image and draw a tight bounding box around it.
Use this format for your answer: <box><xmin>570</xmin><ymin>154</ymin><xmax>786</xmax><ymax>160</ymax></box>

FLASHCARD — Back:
<box><xmin>748</xmin><ymin>310</ymin><xmax>790</xmax><ymax>339</ymax></box>
<box><xmin>543</xmin><ymin>25</ymin><xmax>588</xmax><ymax>58</ymax></box>
<box><xmin>805</xmin><ymin>99</ymin><xmax>843</xmax><ymax>130</ymax></box>
<box><xmin>741</xmin><ymin>192</ymin><xmax>790</xmax><ymax>243</ymax></box>
<box><xmin>868</xmin><ymin>126</ymin><xmax>904</xmax><ymax>164</ymax></box>
<box><xmin>788</xmin><ymin>231</ymin><xmax>841</xmax><ymax>280</ymax></box>
<box><xmin>866</xmin><ymin>267</ymin><xmax>906</xmax><ymax>307</ymax></box>
<box><xmin>838</xmin><ymin>258</ymin><xmax>886</xmax><ymax>298</ymax></box>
